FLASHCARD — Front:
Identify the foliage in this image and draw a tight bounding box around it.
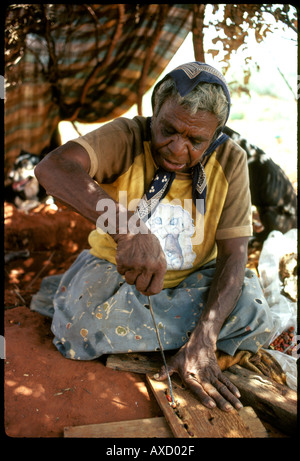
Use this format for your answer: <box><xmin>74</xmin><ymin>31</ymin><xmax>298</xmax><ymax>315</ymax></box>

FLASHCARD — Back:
<box><xmin>203</xmin><ymin>4</ymin><xmax>297</xmax><ymax>94</ymax></box>
<box><xmin>5</xmin><ymin>4</ymin><xmax>297</xmax><ymax>77</ymax></box>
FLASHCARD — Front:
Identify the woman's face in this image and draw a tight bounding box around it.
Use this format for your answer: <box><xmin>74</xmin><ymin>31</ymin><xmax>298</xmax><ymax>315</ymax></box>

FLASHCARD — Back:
<box><xmin>151</xmin><ymin>97</ymin><xmax>219</xmax><ymax>173</ymax></box>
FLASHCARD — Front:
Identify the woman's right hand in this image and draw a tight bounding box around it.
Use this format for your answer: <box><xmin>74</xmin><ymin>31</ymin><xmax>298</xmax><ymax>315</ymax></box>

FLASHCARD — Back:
<box><xmin>115</xmin><ymin>229</ymin><xmax>167</xmax><ymax>296</ymax></box>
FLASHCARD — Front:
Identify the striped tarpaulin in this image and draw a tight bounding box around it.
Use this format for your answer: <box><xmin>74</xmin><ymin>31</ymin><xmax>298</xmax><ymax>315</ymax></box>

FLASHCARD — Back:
<box><xmin>4</xmin><ymin>4</ymin><xmax>193</xmax><ymax>176</ymax></box>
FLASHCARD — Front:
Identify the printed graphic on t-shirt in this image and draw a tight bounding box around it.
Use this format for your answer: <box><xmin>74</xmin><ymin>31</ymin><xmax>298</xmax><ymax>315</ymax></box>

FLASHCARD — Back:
<box><xmin>146</xmin><ymin>203</ymin><xmax>196</xmax><ymax>270</ymax></box>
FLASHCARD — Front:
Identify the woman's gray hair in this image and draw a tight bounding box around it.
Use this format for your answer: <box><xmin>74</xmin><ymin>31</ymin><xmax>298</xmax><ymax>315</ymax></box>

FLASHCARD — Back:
<box><xmin>151</xmin><ymin>76</ymin><xmax>229</xmax><ymax>129</ymax></box>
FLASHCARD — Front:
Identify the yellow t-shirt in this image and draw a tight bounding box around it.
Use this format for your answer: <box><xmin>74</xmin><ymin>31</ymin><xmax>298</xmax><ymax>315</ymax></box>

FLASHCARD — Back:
<box><xmin>72</xmin><ymin>116</ymin><xmax>252</xmax><ymax>288</ymax></box>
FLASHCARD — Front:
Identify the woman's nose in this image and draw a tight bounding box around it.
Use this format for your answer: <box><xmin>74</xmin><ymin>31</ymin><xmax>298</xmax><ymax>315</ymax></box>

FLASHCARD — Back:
<box><xmin>168</xmin><ymin>135</ymin><xmax>190</xmax><ymax>162</ymax></box>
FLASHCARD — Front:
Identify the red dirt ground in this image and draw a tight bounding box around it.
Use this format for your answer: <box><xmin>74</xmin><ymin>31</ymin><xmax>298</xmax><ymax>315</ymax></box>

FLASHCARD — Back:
<box><xmin>4</xmin><ymin>202</ymin><xmax>163</xmax><ymax>438</ymax></box>
<box><xmin>3</xmin><ymin>201</ymin><xmax>284</xmax><ymax>438</ymax></box>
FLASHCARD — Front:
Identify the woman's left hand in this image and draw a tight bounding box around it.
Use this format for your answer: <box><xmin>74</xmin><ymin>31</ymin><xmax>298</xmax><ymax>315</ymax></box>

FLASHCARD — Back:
<box><xmin>155</xmin><ymin>342</ymin><xmax>243</xmax><ymax>412</ymax></box>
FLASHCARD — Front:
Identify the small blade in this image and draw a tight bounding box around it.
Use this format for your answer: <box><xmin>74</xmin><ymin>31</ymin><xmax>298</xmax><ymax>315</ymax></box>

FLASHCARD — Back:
<box><xmin>148</xmin><ymin>296</ymin><xmax>175</xmax><ymax>407</ymax></box>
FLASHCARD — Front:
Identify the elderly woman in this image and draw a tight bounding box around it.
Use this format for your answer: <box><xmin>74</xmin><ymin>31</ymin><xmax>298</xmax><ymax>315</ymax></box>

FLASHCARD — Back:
<box><xmin>33</xmin><ymin>62</ymin><xmax>274</xmax><ymax>412</ymax></box>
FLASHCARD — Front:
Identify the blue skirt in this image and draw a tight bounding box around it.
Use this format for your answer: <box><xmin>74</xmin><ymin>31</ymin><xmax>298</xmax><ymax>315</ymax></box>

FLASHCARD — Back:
<box><xmin>30</xmin><ymin>250</ymin><xmax>274</xmax><ymax>360</ymax></box>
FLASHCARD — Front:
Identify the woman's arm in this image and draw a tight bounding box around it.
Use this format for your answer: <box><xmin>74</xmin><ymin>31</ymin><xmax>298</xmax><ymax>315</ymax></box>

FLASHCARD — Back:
<box><xmin>156</xmin><ymin>236</ymin><xmax>249</xmax><ymax>411</ymax></box>
<box><xmin>35</xmin><ymin>141</ymin><xmax>123</xmax><ymax>225</ymax></box>
<box><xmin>191</xmin><ymin>236</ymin><xmax>248</xmax><ymax>347</ymax></box>
<box><xmin>35</xmin><ymin>142</ymin><xmax>167</xmax><ymax>295</ymax></box>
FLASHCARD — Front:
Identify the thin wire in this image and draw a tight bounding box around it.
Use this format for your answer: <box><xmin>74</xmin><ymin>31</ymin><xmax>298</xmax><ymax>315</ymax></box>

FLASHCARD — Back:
<box><xmin>148</xmin><ymin>296</ymin><xmax>175</xmax><ymax>406</ymax></box>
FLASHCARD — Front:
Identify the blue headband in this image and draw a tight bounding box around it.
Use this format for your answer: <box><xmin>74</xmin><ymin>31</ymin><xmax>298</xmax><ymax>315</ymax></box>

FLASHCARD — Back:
<box><xmin>168</xmin><ymin>62</ymin><xmax>231</xmax><ymax>124</ymax></box>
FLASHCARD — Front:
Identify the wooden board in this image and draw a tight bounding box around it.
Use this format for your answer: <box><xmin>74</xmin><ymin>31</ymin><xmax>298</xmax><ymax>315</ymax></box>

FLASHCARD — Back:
<box><xmin>64</xmin><ymin>416</ymin><xmax>173</xmax><ymax>438</ymax></box>
<box><xmin>238</xmin><ymin>407</ymin><xmax>269</xmax><ymax>438</ymax></box>
<box><xmin>146</xmin><ymin>373</ymin><xmax>254</xmax><ymax>438</ymax></box>
<box><xmin>224</xmin><ymin>365</ymin><xmax>297</xmax><ymax>435</ymax></box>
<box><xmin>106</xmin><ymin>352</ymin><xmax>165</xmax><ymax>374</ymax></box>
<box><xmin>106</xmin><ymin>352</ymin><xmax>297</xmax><ymax>436</ymax></box>
<box><xmin>64</xmin><ymin>410</ymin><xmax>268</xmax><ymax>438</ymax></box>
<box><xmin>65</xmin><ymin>352</ymin><xmax>269</xmax><ymax>439</ymax></box>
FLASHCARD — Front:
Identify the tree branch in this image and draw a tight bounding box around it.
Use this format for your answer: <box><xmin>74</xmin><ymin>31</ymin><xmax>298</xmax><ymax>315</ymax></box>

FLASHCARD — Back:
<box><xmin>192</xmin><ymin>4</ymin><xmax>206</xmax><ymax>62</ymax></box>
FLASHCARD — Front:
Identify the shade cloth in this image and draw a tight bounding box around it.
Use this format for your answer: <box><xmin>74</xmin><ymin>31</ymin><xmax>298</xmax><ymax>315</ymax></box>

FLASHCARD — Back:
<box><xmin>5</xmin><ymin>4</ymin><xmax>193</xmax><ymax>176</ymax></box>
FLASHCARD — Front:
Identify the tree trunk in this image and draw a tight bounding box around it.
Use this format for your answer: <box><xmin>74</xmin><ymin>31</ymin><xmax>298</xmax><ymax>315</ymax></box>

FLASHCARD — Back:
<box><xmin>192</xmin><ymin>4</ymin><xmax>206</xmax><ymax>62</ymax></box>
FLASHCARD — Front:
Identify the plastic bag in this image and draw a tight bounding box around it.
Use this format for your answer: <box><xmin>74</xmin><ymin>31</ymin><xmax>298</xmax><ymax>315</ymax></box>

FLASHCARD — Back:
<box><xmin>257</xmin><ymin>230</ymin><xmax>297</xmax><ymax>390</ymax></box>
<box><xmin>258</xmin><ymin>229</ymin><xmax>297</xmax><ymax>344</ymax></box>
